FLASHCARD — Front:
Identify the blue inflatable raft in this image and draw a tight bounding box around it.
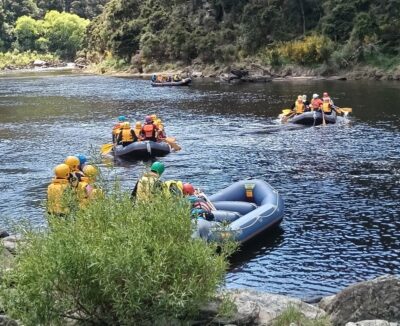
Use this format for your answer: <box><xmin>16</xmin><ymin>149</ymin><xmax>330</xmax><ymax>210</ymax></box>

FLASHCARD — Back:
<box><xmin>197</xmin><ymin>179</ymin><xmax>284</xmax><ymax>243</ymax></box>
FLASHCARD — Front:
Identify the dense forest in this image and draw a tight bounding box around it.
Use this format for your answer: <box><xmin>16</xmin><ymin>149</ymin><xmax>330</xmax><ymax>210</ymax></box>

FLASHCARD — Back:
<box><xmin>1</xmin><ymin>0</ymin><xmax>400</xmax><ymax>70</ymax></box>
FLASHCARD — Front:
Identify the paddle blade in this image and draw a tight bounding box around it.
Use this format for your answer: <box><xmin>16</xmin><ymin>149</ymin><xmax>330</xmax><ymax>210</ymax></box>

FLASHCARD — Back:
<box><xmin>101</xmin><ymin>143</ymin><xmax>114</xmax><ymax>155</ymax></box>
<box><xmin>281</xmin><ymin>109</ymin><xmax>293</xmax><ymax>116</ymax></box>
<box><xmin>163</xmin><ymin>138</ymin><xmax>181</xmax><ymax>151</ymax></box>
<box><xmin>340</xmin><ymin>107</ymin><xmax>352</xmax><ymax>113</ymax></box>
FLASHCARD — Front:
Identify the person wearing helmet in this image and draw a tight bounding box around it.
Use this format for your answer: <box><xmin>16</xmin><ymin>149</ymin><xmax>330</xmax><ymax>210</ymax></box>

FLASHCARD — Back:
<box><xmin>155</xmin><ymin>119</ymin><xmax>166</xmax><ymax>139</ymax></box>
<box><xmin>321</xmin><ymin>91</ymin><xmax>335</xmax><ymax>114</ymax></box>
<box><xmin>112</xmin><ymin>116</ymin><xmax>127</xmax><ymax>143</ymax></box>
<box><xmin>302</xmin><ymin>95</ymin><xmax>310</xmax><ymax>112</ymax></box>
<box><xmin>151</xmin><ymin>74</ymin><xmax>157</xmax><ymax>82</ymax></box>
<box><xmin>182</xmin><ymin>183</ymin><xmax>195</xmax><ymax>196</ymax></box>
<box><xmin>140</xmin><ymin>116</ymin><xmax>159</xmax><ymax>142</ymax></box>
<box><xmin>310</xmin><ymin>93</ymin><xmax>323</xmax><ymax>111</ymax></box>
<box><xmin>150</xmin><ymin>114</ymin><xmax>157</xmax><ymax>122</ymax></box>
<box><xmin>291</xmin><ymin>95</ymin><xmax>306</xmax><ymax>115</ymax></box>
<box><xmin>47</xmin><ymin>164</ymin><xmax>72</xmax><ymax>215</ymax></box>
<box><xmin>117</xmin><ymin>122</ymin><xmax>138</xmax><ymax>147</ymax></box>
<box><xmin>64</xmin><ymin>156</ymin><xmax>84</xmax><ymax>187</ymax></box>
<box><xmin>75</xmin><ymin>154</ymin><xmax>87</xmax><ymax>172</ymax></box>
<box><xmin>131</xmin><ymin>161</ymin><xmax>166</xmax><ymax>201</ymax></box>
<box><xmin>77</xmin><ymin>165</ymin><xmax>103</xmax><ymax>207</ymax></box>
<box><xmin>164</xmin><ymin>180</ymin><xmax>184</xmax><ymax>197</ymax></box>
<box><xmin>134</xmin><ymin>121</ymin><xmax>142</xmax><ymax>138</ymax></box>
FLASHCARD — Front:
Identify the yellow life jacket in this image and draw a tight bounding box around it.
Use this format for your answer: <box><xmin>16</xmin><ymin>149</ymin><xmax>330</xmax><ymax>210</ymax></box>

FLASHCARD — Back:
<box><xmin>135</xmin><ymin>172</ymin><xmax>164</xmax><ymax>201</ymax></box>
<box><xmin>134</xmin><ymin>127</ymin><xmax>141</xmax><ymax>138</ymax></box>
<box><xmin>47</xmin><ymin>178</ymin><xmax>70</xmax><ymax>214</ymax></box>
<box><xmin>164</xmin><ymin>180</ymin><xmax>183</xmax><ymax>196</ymax></box>
<box><xmin>121</xmin><ymin>129</ymin><xmax>133</xmax><ymax>142</ymax></box>
<box><xmin>295</xmin><ymin>101</ymin><xmax>305</xmax><ymax>114</ymax></box>
<box><xmin>322</xmin><ymin>102</ymin><xmax>331</xmax><ymax>113</ymax></box>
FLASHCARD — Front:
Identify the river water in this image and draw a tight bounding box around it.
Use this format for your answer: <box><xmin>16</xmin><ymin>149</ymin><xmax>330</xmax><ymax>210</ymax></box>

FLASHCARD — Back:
<box><xmin>0</xmin><ymin>70</ymin><xmax>399</xmax><ymax>300</ymax></box>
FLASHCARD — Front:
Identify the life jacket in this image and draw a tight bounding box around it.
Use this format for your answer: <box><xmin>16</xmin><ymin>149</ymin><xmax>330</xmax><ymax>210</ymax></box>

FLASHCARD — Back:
<box><xmin>322</xmin><ymin>101</ymin><xmax>331</xmax><ymax>113</ymax></box>
<box><xmin>47</xmin><ymin>178</ymin><xmax>70</xmax><ymax>214</ymax></box>
<box><xmin>295</xmin><ymin>101</ymin><xmax>305</xmax><ymax>114</ymax></box>
<box><xmin>134</xmin><ymin>172</ymin><xmax>164</xmax><ymax>201</ymax></box>
<box><xmin>134</xmin><ymin>127</ymin><xmax>141</xmax><ymax>138</ymax></box>
<box><xmin>142</xmin><ymin>123</ymin><xmax>156</xmax><ymax>139</ymax></box>
<box><xmin>164</xmin><ymin>180</ymin><xmax>183</xmax><ymax>196</ymax></box>
<box><xmin>112</xmin><ymin>123</ymin><xmax>123</xmax><ymax>135</ymax></box>
<box><xmin>173</xmin><ymin>74</ymin><xmax>180</xmax><ymax>82</ymax></box>
<box><xmin>189</xmin><ymin>196</ymin><xmax>214</xmax><ymax>221</ymax></box>
<box><xmin>311</xmin><ymin>98</ymin><xmax>322</xmax><ymax>110</ymax></box>
<box><xmin>121</xmin><ymin>129</ymin><xmax>133</xmax><ymax>142</ymax></box>
<box><xmin>77</xmin><ymin>178</ymin><xmax>102</xmax><ymax>208</ymax></box>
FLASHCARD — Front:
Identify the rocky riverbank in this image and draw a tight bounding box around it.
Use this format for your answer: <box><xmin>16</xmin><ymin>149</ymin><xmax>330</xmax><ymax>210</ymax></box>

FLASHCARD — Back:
<box><xmin>85</xmin><ymin>59</ymin><xmax>400</xmax><ymax>82</ymax></box>
<box><xmin>1</xmin><ymin>232</ymin><xmax>399</xmax><ymax>325</ymax></box>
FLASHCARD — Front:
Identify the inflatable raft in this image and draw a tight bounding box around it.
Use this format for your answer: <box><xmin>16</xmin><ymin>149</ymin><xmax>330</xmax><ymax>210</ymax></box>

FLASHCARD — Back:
<box><xmin>151</xmin><ymin>78</ymin><xmax>191</xmax><ymax>87</ymax></box>
<box><xmin>197</xmin><ymin>179</ymin><xmax>284</xmax><ymax>243</ymax></box>
<box><xmin>114</xmin><ymin>141</ymin><xmax>171</xmax><ymax>160</ymax></box>
<box><xmin>288</xmin><ymin>110</ymin><xmax>337</xmax><ymax>126</ymax></box>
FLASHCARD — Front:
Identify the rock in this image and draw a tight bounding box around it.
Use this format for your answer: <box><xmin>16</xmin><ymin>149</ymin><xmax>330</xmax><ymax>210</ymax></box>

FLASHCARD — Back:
<box><xmin>0</xmin><ymin>230</ymin><xmax>9</xmax><ymax>239</ymax></box>
<box><xmin>231</xmin><ymin>69</ymin><xmax>248</xmax><ymax>78</ymax></box>
<box><xmin>219</xmin><ymin>73</ymin><xmax>240</xmax><ymax>82</ymax></box>
<box><xmin>321</xmin><ymin>275</ymin><xmax>400</xmax><ymax>325</ymax></box>
<box><xmin>33</xmin><ymin>59</ymin><xmax>48</xmax><ymax>67</ymax></box>
<box><xmin>346</xmin><ymin>320</ymin><xmax>399</xmax><ymax>326</ymax></box>
<box><xmin>0</xmin><ymin>315</ymin><xmax>19</xmax><ymax>326</ymax></box>
<box><xmin>192</xmin><ymin>298</ymin><xmax>259</xmax><ymax>325</ymax></box>
<box><xmin>191</xmin><ymin>71</ymin><xmax>203</xmax><ymax>78</ymax></box>
<box><xmin>228</xmin><ymin>289</ymin><xmax>326</xmax><ymax>325</ymax></box>
<box><xmin>2</xmin><ymin>235</ymin><xmax>21</xmax><ymax>255</ymax></box>
<box><xmin>327</xmin><ymin>76</ymin><xmax>347</xmax><ymax>81</ymax></box>
<box><xmin>241</xmin><ymin>75</ymin><xmax>272</xmax><ymax>83</ymax></box>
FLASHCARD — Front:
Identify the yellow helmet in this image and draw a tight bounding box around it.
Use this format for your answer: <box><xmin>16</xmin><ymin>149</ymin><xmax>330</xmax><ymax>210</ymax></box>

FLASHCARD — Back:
<box><xmin>150</xmin><ymin>114</ymin><xmax>157</xmax><ymax>121</ymax></box>
<box><xmin>54</xmin><ymin>164</ymin><xmax>70</xmax><ymax>178</ymax></box>
<box><xmin>83</xmin><ymin>165</ymin><xmax>98</xmax><ymax>177</ymax></box>
<box><xmin>135</xmin><ymin>121</ymin><xmax>142</xmax><ymax>128</ymax></box>
<box><xmin>64</xmin><ymin>156</ymin><xmax>80</xmax><ymax>170</ymax></box>
<box><xmin>123</xmin><ymin>122</ymin><xmax>130</xmax><ymax>129</ymax></box>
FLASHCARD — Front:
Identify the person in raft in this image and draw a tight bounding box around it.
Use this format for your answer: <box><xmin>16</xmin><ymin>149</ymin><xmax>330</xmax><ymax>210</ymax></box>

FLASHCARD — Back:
<box><xmin>140</xmin><ymin>115</ymin><xmax>159</xmax><ymax>142</ymax></box>
<box><xmin>131</xmin><ymin>161</ymin><xmax>165</xmax><ymax>201</ymax></box>
<box><xmin>291</xmin><ymin>95</ymin><xmax>306</xmax><ymax>115</ymax></box>
<box><xmin>310</xmin><ymin>93</ymin><xmax>323</xmax><ymax>111</ymax></box>
<box><xmin>112</xmin><ymin>115</ymin><xmax>127</xmax><ymax>143</ymax></box>
<box><xmin>117</xmin><ymin>122</ymin><xmax>138</xmax><ymax>147</ymax></box>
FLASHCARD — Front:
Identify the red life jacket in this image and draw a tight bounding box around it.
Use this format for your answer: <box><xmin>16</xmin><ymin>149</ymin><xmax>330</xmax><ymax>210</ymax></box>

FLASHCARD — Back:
<box><xmin>143</xmin><ymin>124</ymin><xmax>155</xmax><ymax>138</ymax></box>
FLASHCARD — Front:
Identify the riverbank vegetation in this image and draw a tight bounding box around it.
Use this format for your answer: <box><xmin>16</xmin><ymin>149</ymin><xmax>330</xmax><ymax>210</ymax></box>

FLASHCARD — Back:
<box><xmin>0</xmin><ymin>191</ymin><xmax>235</xmax><ymax>324</ymax></box>
<box><xmin>1</xmin><ymin>0</ymin><xmax>400</xmax><ymax>75</ymax></box>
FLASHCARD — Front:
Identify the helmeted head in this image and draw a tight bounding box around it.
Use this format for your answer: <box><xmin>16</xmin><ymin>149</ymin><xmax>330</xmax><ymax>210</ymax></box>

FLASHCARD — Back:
<box><xmin>54</xmin><ymin>164</ymin><xmax>70</xmax><ymax>179</ymax></box>
<box><xmin>135</xmin><ymin>121</ymin><xmax>142</xmax><ymax>128</ymax></box>
<box><xmin>150</xmin><ymin>161</ymin><xmax>165</xmax><ymax>176</ymax></box>
<box><xmin>150</xmin><ymin>114</ymin><xmax>157</xmax><ymax>121</ymax></box>
<box><xmin>145</xmin><ymin>116</ymin><xmax>152</xmax><ymax>123</ymax></box>
<box><xmin>83</xmin><ymin>165</ymin><xmax>98</xmax><ymax>178</ymax></box>
<box><xmin>155</xmin><ymin>119</ymin><xmax>162</xmax><ymax>127</ymax></box>
<box><xmin>313</xmin><ymin>93</ymin><xmax>319</xmax><ymax>99</ymax></box>
<box><xmin>302</xmin><ymin>95</ymin><xmax>307</xmax><ymax>101</ymax></box>
<box><xmin>122</xmin><ymin>122</ymin><xmax>130</xmax><ymax>129</ymax></box>
<box><xmin>183</xmin><ymin>183</ymin><xmax>195</xmax><ymax>195</ymax></box>
<box><xmin>118</xmin><ymin>115</ymin><xmax>126</xmax><ymax>122</ymax></box>
<box><xmin>76</xmin><ymin>154</ymin><xmax>87</xmax><ymax>166</ymax></box>
<box><xmin>297</xmin><ymin>95</ymin><xmax>303</xmax><ymax>101</ymax></box>
<box><xmin>323</xmin><ymin>92</ymin><xmax>329</xmax><ymax>97</ymax></box>
<box><xmin>64</xmin><ymin>156</ymin><xmax>80</xmax><ymax>171</ymax></box>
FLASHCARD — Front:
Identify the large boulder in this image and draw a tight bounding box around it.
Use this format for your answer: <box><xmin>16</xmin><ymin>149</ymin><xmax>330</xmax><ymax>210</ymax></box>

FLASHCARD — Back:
<box><xmin>0</xmin><ymin>230</ymin><xmax>9</xmax><ymax>239</ymax></box>
<box><xmin>320</xmin><ymin>275</ymin><xmax>400</xmax><ymax>325</ymax></box>
<box><xmin>228</xmin><ymin>289</ymin><xmax>326</xmax><ymax>325</ymax></box>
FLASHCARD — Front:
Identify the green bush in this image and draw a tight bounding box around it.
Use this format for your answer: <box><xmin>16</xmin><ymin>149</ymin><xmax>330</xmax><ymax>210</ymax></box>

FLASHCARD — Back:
<box><xmin>0</xmin><ymin>50</ymin><xmax>60</xmax><ymax>69</ymax></box>
<box><xmin>0</xmin><ymin>191</ymin><xmax>234</xmax><ymax>325</ymax></box>
<box><xmin>273</xmin><ymin>305</ymin><xmax>331</xmax><ymax>326</ymax></box>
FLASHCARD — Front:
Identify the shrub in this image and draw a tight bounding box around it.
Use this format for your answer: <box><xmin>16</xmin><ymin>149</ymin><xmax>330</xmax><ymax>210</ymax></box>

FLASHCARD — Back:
<box><xmin>0</xmin><ymin>191</ymin><xmax>234</xmax><ymax>325</ymax></box>
<box><xmin>273</xmin><ymin>305</ymin><xmax>331</xmax><ymax>326</ymax></box>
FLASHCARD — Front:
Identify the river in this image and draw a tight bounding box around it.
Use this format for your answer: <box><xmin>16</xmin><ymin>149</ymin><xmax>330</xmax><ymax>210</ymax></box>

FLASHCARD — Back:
<box><xmin>0</xmin><ymin>70</ymin><xmax>399</xmax><ymax>300</ymax></box>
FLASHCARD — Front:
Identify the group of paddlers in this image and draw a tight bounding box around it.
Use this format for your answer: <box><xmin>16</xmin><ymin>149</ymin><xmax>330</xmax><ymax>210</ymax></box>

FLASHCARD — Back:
<box><xmin>112</xmin><ymin>114</ymin><xmax>166</xmax><ymax>147</ymax></box>
<box><xmin>151</xmin><ymin>74</ymin><xmax>182</xmax><ymax>83</ymax></box>
<box><xmin>47</xmin><ymin>159</ymin><xmax>214</xmax><ymax>231</ymax></box>
<box><xmin>47</xmin><ymin>155</ymin><xmax>102</xmax><ymax>215</ymax></box>
<box><xmin>291</xmin><ymin>92</ymin><xmax>336</xmax><ymax>115</ymax></box>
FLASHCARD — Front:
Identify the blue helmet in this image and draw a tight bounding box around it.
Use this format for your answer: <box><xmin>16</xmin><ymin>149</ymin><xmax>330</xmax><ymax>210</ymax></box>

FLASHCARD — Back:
<box><xmin>118</xmin><ymin>115</ymin><xmax>126</xmax><ymax>122</ymax></box>
<box><xmin>76</xmin><ymin>154</ymin><xmax>87</xmax><ymax>165</ymax></box>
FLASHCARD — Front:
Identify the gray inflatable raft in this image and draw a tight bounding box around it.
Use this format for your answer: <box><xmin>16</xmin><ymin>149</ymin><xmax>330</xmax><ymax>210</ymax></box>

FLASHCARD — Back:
<box><xmin>288</xmin><ymin>110</ymin><xmax>337</xmax><ymax>126</ymax></box>
<box><xmin>114</xmin><ymin>141</ymin><xmax>171</xmax><ymax>160</ymax></box>
<box><xmin>199</xmin><ymin>179</ymin><xmax>284</xmax><ymax>243</ymax></box>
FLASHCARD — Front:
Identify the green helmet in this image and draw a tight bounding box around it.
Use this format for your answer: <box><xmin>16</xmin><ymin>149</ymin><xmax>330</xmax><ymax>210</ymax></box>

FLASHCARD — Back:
<box><xmin>150</xmin><ymin>161</ymin><xmax>165</xmax><ymax>175</ymax></box>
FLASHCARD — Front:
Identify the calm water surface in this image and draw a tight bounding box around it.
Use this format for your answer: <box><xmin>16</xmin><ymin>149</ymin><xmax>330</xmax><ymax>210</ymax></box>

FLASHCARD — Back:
<box><xmin>0</xmin><ymin>70</ymin><xmax>399</xmax><ymax>299</ymax></box>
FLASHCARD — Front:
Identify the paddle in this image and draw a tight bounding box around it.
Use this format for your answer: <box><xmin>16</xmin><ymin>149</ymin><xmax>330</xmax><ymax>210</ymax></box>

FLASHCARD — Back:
<box><xmin>281</xmin><ymin>109</ymin><xmax>293</xmax><ymax>116</ymax></box>
<box><xmin>163</xmin><ymin>137</ymin><xmax>181</xmax><ymax>151</ymax></box>
<box><xmin>321</xmin><ymin>109</ymin><xmax>326</xmax><ymax>126</ymax></box>
<box><xmin>281</xmin><ymin>111</ymin><xmax>295</xmax><ymax>123</ymax></box>
<box><xmin>335</xmin><ymin>107</ymin><xmax>352</xmax><ymax>116</ymax></box>
<box><xmin>101</xmin><ymin>143</ymin><xmax>114</xmax><ymax>155</ymax></box>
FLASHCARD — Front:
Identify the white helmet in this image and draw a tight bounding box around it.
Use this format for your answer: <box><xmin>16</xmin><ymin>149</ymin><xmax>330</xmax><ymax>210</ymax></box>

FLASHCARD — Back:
<box><xmin>312</xmin><ymin>93</ymin><xmax>319</xmax><ymax>99</ymax></box>
<box><xmin>302</xmin><ymin>95</ymin><xmax>307</xmax><ymax>101</ymax></box>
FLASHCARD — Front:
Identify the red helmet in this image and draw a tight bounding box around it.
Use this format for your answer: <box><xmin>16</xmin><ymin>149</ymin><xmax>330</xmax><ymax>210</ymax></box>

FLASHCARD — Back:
<box><xmin>323</xmin><ymin>92</ymin><xmax>329</xmax><ymax>97</ymax></box>
<box><xmin>183</xmin><ymin>183</ymin><xmax>195</xmax><ymax>195</ymax></box>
